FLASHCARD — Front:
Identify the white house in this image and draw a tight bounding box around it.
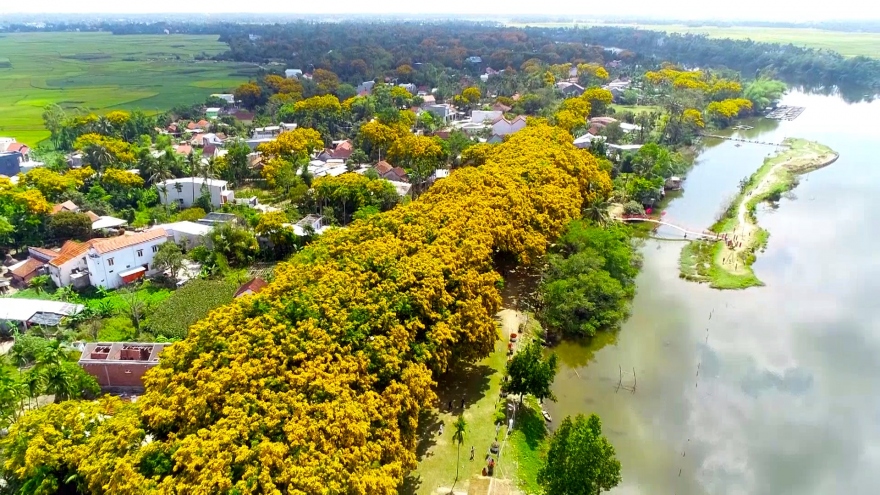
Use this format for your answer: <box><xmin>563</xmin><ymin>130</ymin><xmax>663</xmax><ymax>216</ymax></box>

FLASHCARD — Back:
<box><xmin>153</xmin><ymin>221</ymin><xmax>213</xmax><ymax>250</ymax></box>
<box><xmin>210</xmin><ymin>93</ymin><xmax>235</xmax><ymax>105</ymax></box>
<box><xmin>156</xmin><ymin>178</ymin><xmax>234</xmax><ymax>208</ymax></box>
<box><xmin>201</xmin><ymin>133</ymin><xmax>224</xmax><ymax>147</ymax></box>
<box><xmin>291</xmin><ymin>215</ymin><xmax>329</xmax><ymax>236</ymax></box>
<box><xmin>573</xmin><ymin>133</ymin><xmax>606</xmax><ymax>149</ymax></box>
<box><xmin>471</xmin><ymin>110</ymin><xmax>503</xmax><ymax>123</ymax></box>
<box><xmin>492</xmin><ymin>116</ymin><xmax>527</xmax><ymax>136</ymax></box>
<box><xmin>47</xmin><ymin>240</ymin><xmax>92</xmax><ymax>289</ymax></box>
<box><xmin>424</xmin><ymin>104</ymin><xmax>455</xmax><ymax>123</ymax></box>
<box><xmin>85</xmin><ymin>229</ymin><xmax>168</xmax><ymax>289</ymax></box>
<box><xmin>252</xmin><ymin>126</ymin><xmax>282</xmax><ymax>140</ymax></box>
<box><xmin>48</xmin><ymin>230</ymin><xmax>168</xmax><ymax>289</ymax></box>
<box><xmin>285</xmin><ymin>69</ymin><xmax>303</xmax><ymax>79</ymax></box>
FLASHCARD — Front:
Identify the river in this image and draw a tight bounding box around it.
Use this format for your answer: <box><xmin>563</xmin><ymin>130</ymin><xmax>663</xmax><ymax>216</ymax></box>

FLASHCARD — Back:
<box><xmin>547</xmin><ymin>91</ymin><xmax>880</xmax><ymax>495</ymax></box>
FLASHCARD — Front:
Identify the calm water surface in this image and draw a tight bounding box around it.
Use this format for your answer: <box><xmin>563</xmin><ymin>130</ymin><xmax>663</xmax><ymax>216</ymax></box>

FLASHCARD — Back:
<box><xmin>548</xmin><ymin>92</ymin><xmax>880</xmax><ymax>495</ymax></box>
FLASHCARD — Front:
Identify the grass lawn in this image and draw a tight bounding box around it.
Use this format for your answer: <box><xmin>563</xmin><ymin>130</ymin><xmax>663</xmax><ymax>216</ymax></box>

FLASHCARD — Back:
<box><xmin>505</xmin><ymin>397</ymin><xmax>548</xmax><ymax>494</ymax></box>
<box><xmin>619</xmin><ymin>24</ymin><xmax>880</xmax><ymax>59</ymax></box>
<box><xmin>0</xmin><ymin>32</ymin><xmax>257</xmax><ymax>146</ymax></box>
<box><xmin>403</xmin><ymin>321</ymin><xmax>510</xmax><ymax>495</ymax></box>
<box><xmin>9</xmin><ymin>283</ymin><xmax>171</xmax><ymax>312</ymax></box>
<box><xmin>405</xmin><ymin>311</ymin><xmax>554</xmax><ymax>495</ymax></box>
<box><xmin>506</xmin><ymin>21</ymin><xmax>880</xmax><ymax>58</ymax></box>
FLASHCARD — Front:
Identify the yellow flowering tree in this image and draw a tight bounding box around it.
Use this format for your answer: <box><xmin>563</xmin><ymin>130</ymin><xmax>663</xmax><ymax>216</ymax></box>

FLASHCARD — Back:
<box><xmin>3</xmin><ymin>124</ymin><xmax>613</xmax><ymax>494</ymax></box>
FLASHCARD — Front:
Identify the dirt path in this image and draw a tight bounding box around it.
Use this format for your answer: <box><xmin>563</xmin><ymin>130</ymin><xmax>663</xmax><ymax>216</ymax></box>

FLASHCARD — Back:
<box><xmin>487</xmin><ymin>309</ymin><xmax>525</xmax><ymax>495</ymax></box>
<box><xmin>717</xmin><ymin>138</ymin><xmax>838</xmax><ymax>276</ymax></box>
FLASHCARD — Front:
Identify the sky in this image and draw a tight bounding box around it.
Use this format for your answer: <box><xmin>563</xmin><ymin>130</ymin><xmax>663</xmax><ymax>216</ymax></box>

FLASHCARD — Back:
<box><xmin>6</xmin><ymin>0</ymin><xmax>875</xmax><ymax>22</ymax></box>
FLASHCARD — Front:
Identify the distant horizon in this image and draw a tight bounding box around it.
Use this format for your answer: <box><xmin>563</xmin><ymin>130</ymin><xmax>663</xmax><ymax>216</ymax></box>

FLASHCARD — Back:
<box><xmin>2</xmin><ymin>1</ymin><xmax>878</xmax><ymax>23</ymax></box>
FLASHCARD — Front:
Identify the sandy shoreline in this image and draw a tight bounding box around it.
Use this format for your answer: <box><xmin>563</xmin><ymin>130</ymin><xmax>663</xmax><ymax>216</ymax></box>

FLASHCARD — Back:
<box><xmin>713</xmin><ymin>138</ymin><xmax>838</xmax><ymax>285</ymax></box>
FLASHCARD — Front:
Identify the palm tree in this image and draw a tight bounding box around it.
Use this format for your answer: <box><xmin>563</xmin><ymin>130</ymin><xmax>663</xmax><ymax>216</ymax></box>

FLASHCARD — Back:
<box><xmin>0</xmin><ymin>366</ymin><xmax>23</xmax><ymax>425</ymax></box>
<box><xmin>450</xmin><ymin>414</ymin><xmax>468</xmax><ymax>493</ymax></box>
<box><xmin>35</xmin><ymin>340</ymin><xmax>65</xmax><ymax>370</ymax></box>
<box><xmin>23</xmin><ymin>369</ymin><xmax>44</xmax><ymax>409</ymax></box>
<box><xmin>158</xmin><ymin>184</ymin><xmax>170</xmax><ymax>211</ymax></box>
<box><xmin>84</xmin><ymin>144</ymin><xmax>113</xmax><ymax>171</ymax></box>
<box><xmin>584</xmin><ymin>198</ymin><xmax>612</xmax><ymax>226</ymax></box>
<box><xmin>147</xmin><ymin>159</ymin><xmax>174</xmax><ymax>186</ymax></box>
<box><xmin>41</xmin><ymin>363</ymin><xmax>75</xmax><ymax>403</ymax></box>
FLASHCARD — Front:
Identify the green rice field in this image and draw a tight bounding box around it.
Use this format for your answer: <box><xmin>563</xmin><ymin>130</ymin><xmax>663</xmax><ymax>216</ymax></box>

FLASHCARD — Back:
<box><xmin>0</xmin><ymin>32</ymin><xmax>257</xmax><ymax>146</ymax></box>
<box><xmin>508</xmin><ymin>22</ymin><xmax>880</xmax><ymax>59</ymax></box>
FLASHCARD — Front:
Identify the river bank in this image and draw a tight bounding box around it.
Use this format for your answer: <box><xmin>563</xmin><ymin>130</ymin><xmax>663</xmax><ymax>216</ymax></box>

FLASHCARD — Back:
<box><xmin>680</xmin><ymin>137</ymin><xmax>838</xmax><ymax>289</ymax></box>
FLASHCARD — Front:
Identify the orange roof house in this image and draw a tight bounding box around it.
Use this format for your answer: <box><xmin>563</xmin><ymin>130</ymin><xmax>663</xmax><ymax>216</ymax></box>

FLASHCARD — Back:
<box><xmin>375</xmin><ymin>161</ymin><xmax>393</xmax><ymax>175</ymax></box>
<box><xmin>51</xmin><ymin>200</ymin><xmax>80</xmax><ymax>215</ymax></box>
<box><xmin>234</xmin><ymin>278</ymin><xmax>268</xmax><ymax>298</ymax></box>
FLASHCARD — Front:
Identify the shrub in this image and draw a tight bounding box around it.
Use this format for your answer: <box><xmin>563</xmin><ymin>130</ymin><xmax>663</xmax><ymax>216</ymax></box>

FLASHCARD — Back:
<box><xmin>97</xmin><ymin>316</ymin><xmax>136</xmax><ymax>341</ymax></box>
<box><xmin>144</xmin><ymin>280</ymin><xmax>238</xmax><ymax>339</ymax></box>
<box><xmin>623</xmin><ymin>201</ymin><xmax>645</xmax><ymax>216</ymax></box>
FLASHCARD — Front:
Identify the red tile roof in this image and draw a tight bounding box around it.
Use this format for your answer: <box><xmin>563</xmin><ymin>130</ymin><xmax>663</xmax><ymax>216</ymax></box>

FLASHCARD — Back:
<box><xmin>492</xmin><ymin>103</ymin><xmax>512</xmax><ymax>113</ymax></box>
<box><xmin>175</xmin><ymin>144</ymin><xmax>193</xmax><ymax>156</ymax></box>
<box><xmin>91</xmin><ymin>229</ymin><xmax>167</xmax><ymax>255</ymax></box>
<box><xmin>6</xmin><ymin>143</ymin><xmax>28</xmax><ymax>153</ymax></box>
<box><xmin>11</xmin><ymin>258</ymin><xmax>44</xmax><ymax>279</ymax></box>
<box><xmin>386</xmin><ymin>167</ymin><xmax>409</xmax><ymax>182</ymax></box>
<box><xmin>232</xmin><ymin>110</ymin><xmax>255</xmax><ymax>121</ymax></box>
<box><xmin>375</xmin><ymin>161</ymin><xmax>393</xmax><ymax>175</ymax></box>
<box><xmin>51</xmin><ymin>200</ymin><xmax>79</xmax><ymax>215</ymax></box>
<box><xmin>49</xmin><ymin>240</ymin><xmax>93</xmax><ymax>268</ymax></box>
<box><xmin>332</xmin><ymin>140</ymin><xmax>353</xmax><ymax>160</ymax></box>
<box><xmin>234</xmin><ymin>278</ymin><xmax>268</xmax><ymax>298</ymax></box>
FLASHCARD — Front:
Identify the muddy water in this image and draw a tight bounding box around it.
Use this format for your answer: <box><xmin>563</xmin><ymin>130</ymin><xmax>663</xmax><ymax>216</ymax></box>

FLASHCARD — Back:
<box><xmin>547</xmin><ymin>92</ymin><xmax>880</xmax><ymax>495</ymax></box>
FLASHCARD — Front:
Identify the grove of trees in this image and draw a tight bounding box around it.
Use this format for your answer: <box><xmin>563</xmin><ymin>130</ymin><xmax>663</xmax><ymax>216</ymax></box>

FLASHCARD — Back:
<box><xmin>2</xmin><ymin>123</ymin><xmax>612</xmax><ymax>493</ymax></box>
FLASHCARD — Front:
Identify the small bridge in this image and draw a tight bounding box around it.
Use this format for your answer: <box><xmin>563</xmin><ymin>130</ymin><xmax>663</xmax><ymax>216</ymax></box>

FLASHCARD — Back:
<box><xmin>699</xmin><ymin>133</ymin><xmax>788</xmax><ymax>147</ymax></box>
<box><xmin>620</xmin><ymin>216</ymin><xmax>722</xmax><ymax>240</ymax></box>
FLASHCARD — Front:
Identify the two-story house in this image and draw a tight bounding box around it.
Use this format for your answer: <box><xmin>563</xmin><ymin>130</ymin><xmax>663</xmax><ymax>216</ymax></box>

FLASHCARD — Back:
<box><xmin>48</xmin><ymin>229</ymin><xmax>168</xmax><ymax>289</ymax></box>
<box><xmin>85</xmin><ymin>229</ymin><xmax>168</xmax><ymax>289</ymax></box>
<box><xmin>156</xmin><ymin>177</ymin><xmax>234</xmax><ymax>208</ymax></box>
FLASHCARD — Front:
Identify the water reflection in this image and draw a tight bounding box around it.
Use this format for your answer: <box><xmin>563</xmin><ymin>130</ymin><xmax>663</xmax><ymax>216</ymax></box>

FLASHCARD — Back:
<box><xmin>548</xmin><ymin>91</ymin><xmax>880</xmax><ymax>495</ymax></box>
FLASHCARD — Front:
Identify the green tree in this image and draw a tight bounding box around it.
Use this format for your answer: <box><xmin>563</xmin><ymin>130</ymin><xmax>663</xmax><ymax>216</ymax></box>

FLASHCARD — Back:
<box><xmin>222</xmin><ymin>139</ymin><xmax>252</xmax><ymax>186</ymax></box>
<box><xmin>153</xmin><ymin>241</ymin><xmax>185</xmax><ymax>281</ymax></box>
<box><xmin>42</xmin><ymin>104</ymin><xmax>66</xmax><ymax>150</ymax></box>
<box><xmin>451</xmin><ymin>414</ymin><xmax>468</xmax><ymax>492</ymax></box>
<box><xmin>28</xmin><ymin>274</ymin><xmax>51</xmax><ymax>294</ymax></box>
<box><xmin>0</xmin><ymin>366</ymin><xmax>24</xmax><ymax>427</ymax></box>
<box><xmin>540</xmin><ymin>221</ymin><xmax>638</xmax><ymax>338</ymax></box>
<box><xmin>117</xmin><ymin>285</ymin><xmax>151</xmax><ymax>339</ymax></box>
<box><xmin>743</xmin><ymin>78</ymin><xmax>786</xmax><ymax>111</ymax></box>
<box><xmin>541</xmin><ymin>254</ymin><xmax>629</xmax><ymax>338</ymax></box>
<box><xmin>208</xmin><ymin>223</ymin><xmax>259</xmax><ymax>268</ymax></box>
<box><xmin>537</xmin><ymin>414</ymin><xmax>621</xmax><ymax>495</ymax></box>
<box><xmin>506</xmin><ymin>340</ymin><xmax>558</xmax><ymax>403</ymax></box>
<box><xmin>583</xmin><ymin>199</ymin><xmax>611</xmax><ymax>226</ymax></box>
<box><xmin>47</xmin><ymin>211</ymin><xmax>92</xmax><ymax>242</ymax></box>
<box><xmin>601</xmin><ymin>121</ymin><xmax>625</xmax><ymax>144</ymax></box>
